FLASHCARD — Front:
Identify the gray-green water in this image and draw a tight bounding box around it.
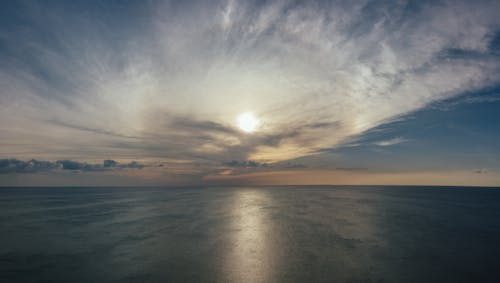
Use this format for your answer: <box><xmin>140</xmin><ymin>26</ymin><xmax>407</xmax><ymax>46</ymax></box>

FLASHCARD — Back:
<box><xmin>1</xmin><ymin>186</ymin><xmax>500</xmax><ymax>282</ymax></box>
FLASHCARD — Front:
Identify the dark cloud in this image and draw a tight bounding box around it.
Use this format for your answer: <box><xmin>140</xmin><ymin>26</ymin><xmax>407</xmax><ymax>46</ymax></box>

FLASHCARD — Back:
<box><xmin>222</xmin><ymin>160</ymin><xmax>268</xmax><ymax>168</ymax></box>
<box><xmin>121</xmin><ymin>161</ymin><xmax>144</xmax><ymax>169</ymax></box>
<box><xmin>306</xmin><ymin>122</ymin><xmax>341</xmax><ymax>129</ymax></box>
<box><xmin>475</xmin><ymin>168</ymin><xmax>488</xmax><ymax>174</ymax></box>
<box><xmin>49</xmin><ymin>120</ymin><xmax>140</xmax><ymax>139</ymax></box>
<box><xmin>57</xmin><ymin>160</ymin><xmax>104</xmax><ymax>171</ymax></box>
<box><xmin>103</xmin><ymin>159</ymin><xmax>118</xmax><ymax>168</ymax></box>
<box><xmin>127</xmin><ymin>110</ymin><xmax>346</xmax><ymax>165</ymax></box>
<box><xmin>0</xmin><ymin>158</ymin><xmax>145</xmax><ymax>174</ymax></box>
<box><xmin>170</xmin><ymin>117</ymin><xmax>239</xmax><ymax>135</ymax></box>
<box><xmin>222</xmin><ymin>160</ymin><xmax>307</xmax><ymax>169</ymax></box>
<box><xmin>0</xmin><ymin>159</ymin><xmax>58</xmax><ymax>174</ymax></box>
<box><xmin>488</xmin><ymin>30</ymin><xmax>500</xmax><ymax>54</ymax></box>
<box><xmin>283</xmin><ymin>163</ymin><xmax>307</xmax><ymax>169</ymax></box>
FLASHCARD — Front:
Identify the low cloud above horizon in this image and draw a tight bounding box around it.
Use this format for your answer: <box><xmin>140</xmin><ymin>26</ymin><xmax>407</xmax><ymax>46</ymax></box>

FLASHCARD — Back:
<box><xmin>1</xmin><ymin>0</ymin><xmax>500</xmax><ymax>186</ymax></box>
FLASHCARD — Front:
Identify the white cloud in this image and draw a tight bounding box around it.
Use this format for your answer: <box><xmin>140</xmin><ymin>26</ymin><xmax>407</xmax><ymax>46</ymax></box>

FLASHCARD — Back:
<box><xmin>373</xmin><ymin>137</ymin><xmax>408</xmax><ymax>147</ymax></box>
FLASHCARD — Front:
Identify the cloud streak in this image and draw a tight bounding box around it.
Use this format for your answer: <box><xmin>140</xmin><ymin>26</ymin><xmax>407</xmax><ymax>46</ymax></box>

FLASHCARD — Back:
<box><xmin>373</xmin><ymin>137</ymin><xmax>408</xmax><ymax>147</ymax></box>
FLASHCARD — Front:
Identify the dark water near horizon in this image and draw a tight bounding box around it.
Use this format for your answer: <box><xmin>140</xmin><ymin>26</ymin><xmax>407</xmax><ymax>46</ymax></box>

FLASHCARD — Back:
<box><xmin>1</xmin><ymin>186</ymin><xmax>500</xmax><ymax>283</ymax></box>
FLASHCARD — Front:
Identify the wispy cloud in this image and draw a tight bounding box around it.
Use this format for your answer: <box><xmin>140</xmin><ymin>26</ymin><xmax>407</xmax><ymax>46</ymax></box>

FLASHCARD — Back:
<box><xmin>373</xmin><ymin>137</ymin><xmax>408</xmax><ymax>147</ymax></box>
<box><xmin>1</xmin><ymin>0</ymin><xmax>500</xmax><ymax>179</ymax></box>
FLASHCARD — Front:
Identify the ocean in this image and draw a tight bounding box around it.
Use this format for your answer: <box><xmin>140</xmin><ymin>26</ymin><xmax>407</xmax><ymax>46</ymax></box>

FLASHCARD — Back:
<box><xmin>1</xmin><ymin>186</ymin><xmax>499</xmax><ymax>282</ymax></box>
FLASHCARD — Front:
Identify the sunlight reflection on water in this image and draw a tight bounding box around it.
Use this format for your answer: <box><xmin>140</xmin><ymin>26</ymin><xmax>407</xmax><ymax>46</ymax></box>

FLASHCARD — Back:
<box><xmin>224</xmin><ymin>189</ymin><xmax>275</xmax><ymax>283</ymax></box>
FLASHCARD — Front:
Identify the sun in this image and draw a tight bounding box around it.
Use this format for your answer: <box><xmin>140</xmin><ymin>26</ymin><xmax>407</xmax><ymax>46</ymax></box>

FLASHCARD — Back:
<box><xmin>237</xmin><ymin>112</ymin><xmax>259</xmax><ymax>133</ymax></box>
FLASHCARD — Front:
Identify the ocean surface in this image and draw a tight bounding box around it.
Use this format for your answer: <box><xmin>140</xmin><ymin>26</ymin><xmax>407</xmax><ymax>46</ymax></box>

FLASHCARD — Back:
<box><xmin>1</xmin><ymin>186</ymin><xmax>500</xmax><ymax>283</ymax></box>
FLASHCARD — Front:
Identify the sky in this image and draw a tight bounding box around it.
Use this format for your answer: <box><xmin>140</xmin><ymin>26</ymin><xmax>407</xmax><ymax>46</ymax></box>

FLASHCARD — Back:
<box><xmin>1</xmin><ymin>0</ymin><xmax>500</xmax><ymax>186</ymax></box>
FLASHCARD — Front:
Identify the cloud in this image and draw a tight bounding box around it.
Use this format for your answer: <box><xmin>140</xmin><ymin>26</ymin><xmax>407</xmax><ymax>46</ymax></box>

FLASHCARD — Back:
<box><xmin>221</xmin><ymin>159</ymin><xmax>309</xmax><ymax>169</ymax></box>
<box><xmin>373</xmin><ymin>137</ymin><xmax>408</xmax><ymax>147</ymax></box>
<box><xmin>0</xmin><ymin>158</ymin><xmax>145</xmax><ymax>174</ymax></box>
<box><xmin>430</xmin><ymin>91</ymin><xmax>500</xmax><ymax>111</ymax></box>
<box><xmin>103</xmin><ymin>159</ymin><xmax>118</xmax><ymax>168</ymax></box>
<box><xmin>222</xmin><ymin>160</ymin><xmax>266</xmax><ymax>168</ymax></box>
<box><xmin>283</xmin><ymin>163</ymin><xmax>307</xmax><ymax>169</ymax></box>
<box><xmin>0</xmin><ymin>159</ymin><xmax>58</xmax><ymax>174</ymax></box>
<box><xmin>48</xmin><ymin>120</ymin><xmax>140</xmax><ymax>139</ymax></box>
<box><xmin>1</xmin><ymin>0</ymin><xmax>500</xmax><ymax>167</ymax></box>
<box><xmin>121</xmin><ymin>161</ymin><xmax>144</xmax><ymax>169</ymax></box>
<box><xmin>475</xmin><ymin>168</ymin><xmax>488</xmax><ymax>174</ymax></box>
<box><xmin>58</xmin><ymin>160</ymin><xmax>94</xmax><ymax>170</ymax></box>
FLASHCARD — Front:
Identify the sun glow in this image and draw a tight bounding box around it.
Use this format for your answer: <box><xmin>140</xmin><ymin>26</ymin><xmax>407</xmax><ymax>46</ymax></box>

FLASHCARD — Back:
<box><xmin>237</xmin><ymin>112</ymin><xmax>259</xmax><ymax>133</ymax></box>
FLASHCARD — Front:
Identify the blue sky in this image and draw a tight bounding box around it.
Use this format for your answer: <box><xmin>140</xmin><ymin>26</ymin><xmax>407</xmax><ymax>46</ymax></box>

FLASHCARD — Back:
<box><xmin>1</xmin><ymin>0</ymin><xmax>500</xmax><ymax>186</ymax></box>
<box><xmin>297</xmin><ymin>87</ymin><xmax>500</xmax><ymax>172</ymax></box>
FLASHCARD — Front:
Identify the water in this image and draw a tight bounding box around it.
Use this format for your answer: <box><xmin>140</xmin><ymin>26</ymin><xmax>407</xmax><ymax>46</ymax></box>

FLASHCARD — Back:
<box><xmin>1</xmin><ymin>186</ymin><xmax>499</xmax><ymax>283</ymax></box>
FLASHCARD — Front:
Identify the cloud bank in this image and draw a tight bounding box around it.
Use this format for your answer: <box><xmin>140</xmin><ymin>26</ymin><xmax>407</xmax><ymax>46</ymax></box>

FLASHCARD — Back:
<box><xmin>0</xmin><ymin>159</ymin><xmax>145</xmax><ymax>174</ymax></box>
